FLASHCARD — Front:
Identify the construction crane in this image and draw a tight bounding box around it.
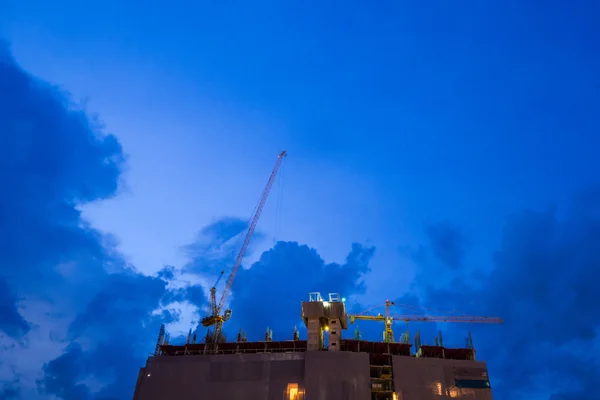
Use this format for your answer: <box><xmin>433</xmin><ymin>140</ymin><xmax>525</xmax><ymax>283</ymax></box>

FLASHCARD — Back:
<box><xmin>349</xmin><ymin>300</ymin><xmax>503</xmax><ymax>343</ymax></box>
<box><xmin>201</xmin><ymin>150</ymin><xmax>287</xmax><ymax>345</ymax></box>
<box><xmin>206</xmin><ymin>270</ymin><xmax>224</xmax><ymax>326</ymax></box>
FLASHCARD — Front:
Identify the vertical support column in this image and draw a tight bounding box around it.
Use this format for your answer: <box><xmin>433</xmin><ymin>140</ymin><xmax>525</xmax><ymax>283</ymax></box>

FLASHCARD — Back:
<box><xmin>328</xmin><ymin>317</ymin><xmax>341</xmax><ymax>351</ymax></box>
<box><xmin>302</xmin><ymin>292</ymin><xmax>348</xmax><ymax>351</ymax></box>
<box><xmin>153</xmin><ymin>324</ymin><xmax>165</xmax><ymax>356</ymax></box>
<box><xmin>306</xmin><ymin>318</ymin><xmax>323</xmax><ymax>351</ymax></box>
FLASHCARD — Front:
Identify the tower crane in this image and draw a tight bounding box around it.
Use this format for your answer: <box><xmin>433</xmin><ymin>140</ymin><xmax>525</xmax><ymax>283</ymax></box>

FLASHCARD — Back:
<box><xmin>201</xmin><ymin>150</ymin><xmax>287</xmax><ymax>346</ymax></box>
<box><xmin>206</xmin><ymin>270</ymin><xmax>224</xmax><ymax>325</ymax></box>
<box><xmin>349</xmin><ymin>300</ymin><xmax>503</xmax><ymax>343</ymax></box>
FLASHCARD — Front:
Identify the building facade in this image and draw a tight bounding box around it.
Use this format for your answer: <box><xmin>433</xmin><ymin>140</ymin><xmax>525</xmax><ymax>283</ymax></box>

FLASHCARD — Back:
<box><xmin>133</xmin><ymin>293</ymin><xmax>493</xmax><ymax>399</ymax></box>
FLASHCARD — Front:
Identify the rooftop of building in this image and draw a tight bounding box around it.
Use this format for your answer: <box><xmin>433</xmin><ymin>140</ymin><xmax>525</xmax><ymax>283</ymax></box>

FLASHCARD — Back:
<box><xmin>159</xmin><ymin>338</ymin><xmax>476</xmax><ymax>360</ymax></box>
<box><xmin>154</xmin><ymin>291</ymin><xmax>486</xmax><ymax>363</ymax></box>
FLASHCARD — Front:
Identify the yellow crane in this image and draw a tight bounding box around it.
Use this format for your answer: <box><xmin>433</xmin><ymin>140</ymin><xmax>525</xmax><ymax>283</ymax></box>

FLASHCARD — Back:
<box><xmin>201</xmin><ymin>151</ymin><xmax>287</xmax><ymax>346</ymax></box>
<box><xmin>349</xmin><ymin>300</ymin><xmax>503</xmax><ymax>343</ymax></box>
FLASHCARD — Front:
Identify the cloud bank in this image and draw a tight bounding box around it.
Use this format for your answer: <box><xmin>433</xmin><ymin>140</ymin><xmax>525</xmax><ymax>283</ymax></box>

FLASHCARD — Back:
<box><xmin>180</xmin><ymin>216</ymin><xmax>375</xmax><ymax>341</ymax></box>
<box><xmin>0</xmin><ymin>39</ymin><xmax>193</xmax><ymax>399</ymax></box>
<box><xmin>403</xmin><ymin>189</ymin><xmax>600</xmax><ymax>399</ymax></box>
<box><xmin>228</xmin><ymin>240</ymin><xmax>375</xmax><ymax>340</ymax></box>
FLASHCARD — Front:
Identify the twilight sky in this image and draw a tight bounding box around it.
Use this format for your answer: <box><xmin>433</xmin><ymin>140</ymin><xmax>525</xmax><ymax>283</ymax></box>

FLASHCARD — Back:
<box><xmin>1</xmin><ymin>1</ymin><xmax>599</xmax><ymax>399</ymax></box>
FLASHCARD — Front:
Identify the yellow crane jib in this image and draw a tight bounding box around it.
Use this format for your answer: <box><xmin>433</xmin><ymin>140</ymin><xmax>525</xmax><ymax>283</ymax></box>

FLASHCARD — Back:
<box><xmin>348</xmin><ymin>299</ymin><xmax>503</xmax><ymax>343</ymax></box>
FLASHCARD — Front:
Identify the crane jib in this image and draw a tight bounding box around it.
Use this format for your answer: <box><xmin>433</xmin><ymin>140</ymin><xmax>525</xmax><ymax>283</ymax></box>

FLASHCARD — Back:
<box><xmin>216</xmin><ymin>151</ymin><xmax>286</xmax><ymax>313</ymax></box>
<box><xmin>202</xmin><ymin>151</ymin><xmax>287</xmax><ymax>343</ymax></box>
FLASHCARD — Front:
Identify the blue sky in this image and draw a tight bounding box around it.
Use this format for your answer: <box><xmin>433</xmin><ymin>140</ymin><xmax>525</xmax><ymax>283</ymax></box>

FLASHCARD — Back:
<box><xmin>1</xmin><ymin>1</ymin><xmax>599</xmax><ymax>399</ymax></box>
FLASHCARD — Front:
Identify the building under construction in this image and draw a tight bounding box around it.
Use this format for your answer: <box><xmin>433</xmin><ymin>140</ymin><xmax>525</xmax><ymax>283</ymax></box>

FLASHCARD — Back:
<box><xmin>133</xmin><ymin>292</ymin><xmax>497</xmax><ymax>400</ymax></box>
<box><xmin>133</xmin><ymin>152</ymin><xmax>500</xmax><ymax>399</ymax></box>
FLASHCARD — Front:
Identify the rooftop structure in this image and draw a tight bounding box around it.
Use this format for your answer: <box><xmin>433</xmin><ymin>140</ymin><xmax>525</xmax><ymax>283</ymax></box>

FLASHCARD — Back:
<box><xmin>133</xmin><ymin>292</ymin><xmax>495</xmax><ymax>399</ymax></box>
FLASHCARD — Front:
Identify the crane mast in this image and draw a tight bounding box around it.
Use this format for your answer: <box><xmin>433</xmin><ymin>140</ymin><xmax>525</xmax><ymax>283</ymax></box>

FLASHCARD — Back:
<box><xmin>201</xmin><ymin>150</ymin><xmax>287</xmax><ymax>346</ymax></box>
<box><xmin>207</xmin><ymin>271</ymin><xmax>224</xmax><ymax>318</ymax></box>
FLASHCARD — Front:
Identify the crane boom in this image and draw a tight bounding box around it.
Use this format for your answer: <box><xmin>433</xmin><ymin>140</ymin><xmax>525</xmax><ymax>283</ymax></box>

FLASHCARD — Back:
<box><xmin>348</xmin><ymin>299</ymin><xmax>502</xmax><ymax>343</ymax></box>
<box><xmin>201</xmin><ymin>150</ymin><xmax>287</xmax><ymax>346</ymax></box>
<box><xmin>393</xmin><ymin>315</ymin><xmax>503</xmax><ymax>323</ymax></box>
<box><xmin>217</xmin><ymin>150</ymin><xmax>286</xmax><ymax>312</ymax></box>
<box><xmin>351</xmin><ymin>315</ymin><xmax>503</xmax><ymax>324</ymax></box>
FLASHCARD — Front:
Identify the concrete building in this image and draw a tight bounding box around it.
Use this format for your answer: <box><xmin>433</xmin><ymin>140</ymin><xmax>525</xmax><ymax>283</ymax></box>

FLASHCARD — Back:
<box><xmin>133</xmin><ymin>293</ymin><xmax>494</xmax><ymax>399</ymax></box>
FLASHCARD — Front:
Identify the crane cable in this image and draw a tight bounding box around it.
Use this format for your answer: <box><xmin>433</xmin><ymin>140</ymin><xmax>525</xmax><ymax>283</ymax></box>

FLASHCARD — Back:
<box><xmin>230</xmin><ymin>192</ymin><xmax>262</xmax><ymax>263</ymax></box>
<box><xmin>273</xmin><ymin>158</ymin><xmax>285</xmax><ymax>244</ymax></box>
<box><xmin>216</xmin><ymin>151</ymin><xmax>287</xmax><ymax>313</ymax></box>
<box><xmin>225</xmin><ymin>156</ymin><xmax>286</xmax><ymax>280</ymax></box>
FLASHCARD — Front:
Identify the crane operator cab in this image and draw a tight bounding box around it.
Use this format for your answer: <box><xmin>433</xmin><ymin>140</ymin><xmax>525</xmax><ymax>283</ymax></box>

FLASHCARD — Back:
<box><xmin>200</xmin><ymin>309</ymin><xmax>232</xmax><ymax>328</ymax></box>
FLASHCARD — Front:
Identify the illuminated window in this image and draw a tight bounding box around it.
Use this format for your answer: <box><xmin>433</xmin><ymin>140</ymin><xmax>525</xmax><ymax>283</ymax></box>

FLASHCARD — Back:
<box><xmin>286</xmin><ymin>383</ymin><xmax>300</xmax><ymax>400</ymax></box>
<box><xmin>285</xmin><ymin>383</ymin><xmax>305</xmax><ymax>400</ymax></box>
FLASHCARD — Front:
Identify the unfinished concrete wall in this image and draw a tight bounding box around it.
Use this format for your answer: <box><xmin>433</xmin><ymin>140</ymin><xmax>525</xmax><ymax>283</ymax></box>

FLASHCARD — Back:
<box><xmin>304</xmin><ymin>351</ymin><xmax>370</xmax><ymax>400</ymax></box>
<box><xmin>392</xmin><ymin>356</ymin><xmax>493</xmax><ymax>399</ymax></box>
<box><xmin>134</xmin><ymin>351</ymin><xmax>494</xmax><ymax>400</ymax></box>
<box><xmin>134</xmin><ymin>353</ymin><xmax>305</xmax><ymax>400</ymax></box>
<box><xmin>134</xmin><ymin>351</ymin><xmax>371</xmax><ymax>400</ymax></box>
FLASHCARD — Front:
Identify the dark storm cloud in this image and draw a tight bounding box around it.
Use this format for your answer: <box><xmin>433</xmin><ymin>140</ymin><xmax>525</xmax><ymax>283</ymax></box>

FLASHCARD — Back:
<box><xmin>182</xmin><ymin>217</ymin><xmax>247</xmax><ymax>275</ymax></box>
<box><xmin>198</xmin><ymin>217</ymin><xmax>248</xmax><ymax>246</ymax></box>
<box><xmin>159</xmin><ymin>283</ymin><xmax>207</xmax><ymax>309</ymax></box>
<box><xmin>156</xmin><ymin>265</ymin><xmax>176</xmax><ymax>280</ymax></box>
<box><xmin>0</xmin><ymin>278</ymin><xmax>30</xmax><ymax>338</ymax></box>
<box><xmin>182</xmin><ymin>217</ymin><xmax>267</xmax><ymax>276</ymax></box>
<box><xmin>38</xmin><ymin>344</ymin><xmax>91</xmax><ymax>400</ymax></box>
<box><xmin>404</xmin><ymin>188</ymin><xmax>600</xmax><ymax>399</ymax></box>
<box><xmin>183</xmin><ymin>221</ymin><xmax>375</xmax><ymax>342</ymax></box>
<box><xmin>0</xmin><ymin>378</ymin><xmax>20</xmax><ymax>400</ymax></box>
<box><xmin>37</xmin><ymin>273</ymin><xmax>190</xmax><ymax>400</ymax></box>
<box><xmin>184</xmin><ymin>284</ymin><xmax>206</xmax><ymax>308</ymax></box>
<box><xmin>69</xmin><ymin>273</ymin><xmax>170</xmax><ymax>338</ymax></box>
<box><xmin>426</xmin><ymin>220</ymin><xmax>469</xmax><ymax>269</ymax></box>
<box><xmin>39</xmin><ymin>269</ymin><xmax>199</xmax><ymax>399</ymax></box>
<box><xmin>223</xmin><ymin>241</ymin><xmax>375</xmax><ymax>341</ymax></box>
<box><xmin>0</xmin><ymin>39</ymin><xmax>124</xmax><ymax>339</ymax></box>
<box><xmin>0</xmin><ymin>40</ymin><xmax>192</xmax><ymax>399</ymax></box>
